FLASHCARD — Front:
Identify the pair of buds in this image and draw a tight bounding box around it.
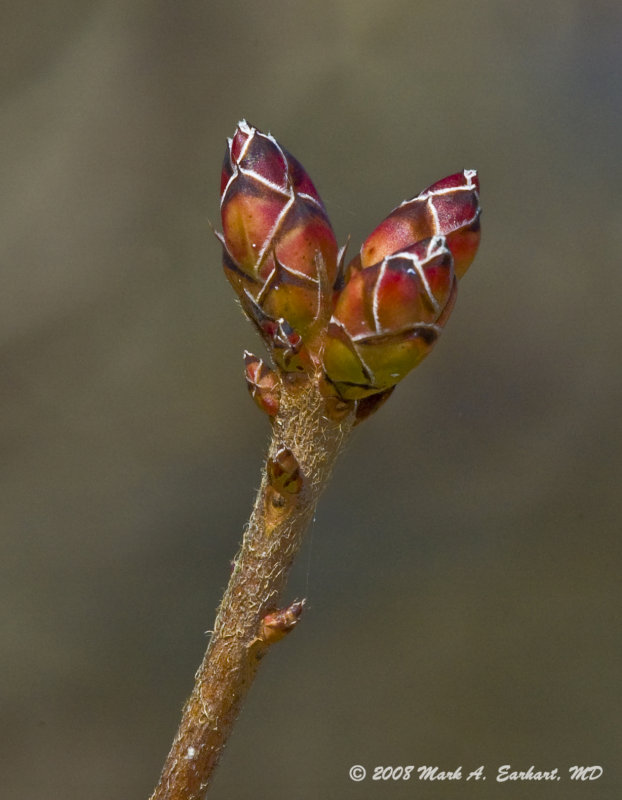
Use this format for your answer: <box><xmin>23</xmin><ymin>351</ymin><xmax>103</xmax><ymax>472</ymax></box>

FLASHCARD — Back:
<box><xmin>219</xmin><ymin>120</ymin><xmax>480</xmax><ymax>405</ymax></box>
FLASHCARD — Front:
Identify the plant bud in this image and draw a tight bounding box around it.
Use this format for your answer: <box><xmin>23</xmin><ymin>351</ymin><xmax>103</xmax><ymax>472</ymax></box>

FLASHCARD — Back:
<box><xmin>220</xmin><ymin>121</ymin><xmax>338</xmax><ymax>345</ymax></box>
<box><xmin>359</xmin><ymin>170</ymin><xmax>480</xmax><ymax>279</ymax></box>
<box><xmin>322</xmin><ymin>236</ymin><xmax>456</xmax><ymax>399</ymax></box>
<box><xmin>259</xmin><ymin>600</ymin><xmax>305</xmax><ymax>645</ymax></box>
<box><xmin>267</xmin><ymin>447</ymin><xmax>303</xmax><ymax>495</ymax></box>
<box><xmin>243</xmin><ymin>351</ymin><xmax>280</xmax><ymax>417</ymax></box>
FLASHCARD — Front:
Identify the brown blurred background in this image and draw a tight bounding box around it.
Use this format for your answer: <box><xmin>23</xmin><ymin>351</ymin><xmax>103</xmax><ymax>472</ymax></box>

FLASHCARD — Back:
<box><xmin>2</xmin><ymin>1</ymin><xmax>621</xmax><ymax>798</ymax></box>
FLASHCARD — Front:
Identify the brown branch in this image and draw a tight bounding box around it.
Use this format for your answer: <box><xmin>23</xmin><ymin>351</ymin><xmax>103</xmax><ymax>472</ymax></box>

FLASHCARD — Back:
<box><xmin>149</xmin><ymin>372</ymin><xmax>355</xmax><ymax>800</ymax></box>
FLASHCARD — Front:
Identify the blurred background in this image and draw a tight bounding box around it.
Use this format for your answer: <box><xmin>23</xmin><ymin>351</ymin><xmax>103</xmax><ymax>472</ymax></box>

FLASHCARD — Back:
<box><xmin>2</xmin><ymin>1</ymin><xmax>621</xmax><ymax>797</ymax></box>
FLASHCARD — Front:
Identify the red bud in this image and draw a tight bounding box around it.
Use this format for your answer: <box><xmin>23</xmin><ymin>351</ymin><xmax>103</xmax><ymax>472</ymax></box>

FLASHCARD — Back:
<box><xmin>218</xmin><ymin>125</ymin><xmax>482</xmax><ymax>409</ymax></box>
<box><xmin>220</xmin><ymin>121</ymin><xmax>338</xmax><ymax>345</ymax></box>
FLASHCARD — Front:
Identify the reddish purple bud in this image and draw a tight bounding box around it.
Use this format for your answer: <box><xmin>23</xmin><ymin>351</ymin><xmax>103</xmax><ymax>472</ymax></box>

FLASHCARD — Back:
<box><xmin>218</xmin><ymin>126</ymin><xmax>482</xmax><ymax>408</ymax></box>
<box><xmin>220</xmin><ymin>121</ymin><xmax>338</xmax><ymax>345</ymax></box>
<box><xmin>322</xmin><ymin>237</ymin><xmax>456</xmax><ymax>399</ymax></box>
<box><xmin>360</xmin><ymin>170</ymin><xmax>480</xmax><ymax>279</ymax></box>
<box><xmin>244</xmin><ymin>351</ymin><xmax>280</xmax><ymax>417</ymax></box>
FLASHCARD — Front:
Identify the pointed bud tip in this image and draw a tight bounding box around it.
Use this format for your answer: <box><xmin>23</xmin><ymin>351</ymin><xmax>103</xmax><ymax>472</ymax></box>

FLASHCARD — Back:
<box><xmin>259</xmin><ymin>599</ymin><xmax>306</xmax><ymax>644</ymax></box>
<box><xmin>359</xmin><ymin>170</ymin><xmax>481</xmax><ymax>275</ymax></box>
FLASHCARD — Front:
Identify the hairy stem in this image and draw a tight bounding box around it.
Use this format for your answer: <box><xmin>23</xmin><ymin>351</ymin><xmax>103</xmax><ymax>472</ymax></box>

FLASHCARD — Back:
<box><xmin>150</xmin><ymin>374</ymin><xmax>355</xmax><ymax>800</ymax></box>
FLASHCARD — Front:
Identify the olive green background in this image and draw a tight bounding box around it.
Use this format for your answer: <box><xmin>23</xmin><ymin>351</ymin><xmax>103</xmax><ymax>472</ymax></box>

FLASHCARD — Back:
<box><xmin>2</xmin><ymin>1</ymin><xmax>621</xmax><ymax>798</ymax></box>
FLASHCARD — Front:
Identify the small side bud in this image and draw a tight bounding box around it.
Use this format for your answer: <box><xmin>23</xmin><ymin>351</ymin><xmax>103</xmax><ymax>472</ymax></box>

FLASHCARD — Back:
<box><xmin>259</xmin><ymin>599</ymin><xmax>305</xmax><ymax>645</ymax></box>
<box><xmin>267</xmin><ymin>447</ymin><xmax>303</xmax><ymax>496</ymax></box>
<box><xmin>244</xmin><ymin>351</ymin><xmax>280</xmax><ymax>417</ymax></box>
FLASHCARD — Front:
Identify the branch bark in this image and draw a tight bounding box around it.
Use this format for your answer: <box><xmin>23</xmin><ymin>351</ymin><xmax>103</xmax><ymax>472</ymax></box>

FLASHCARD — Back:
<box><xmin>150</xmin><ymin>373</ymin><xmax>355</xmax><ymax>800</ymax></box>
